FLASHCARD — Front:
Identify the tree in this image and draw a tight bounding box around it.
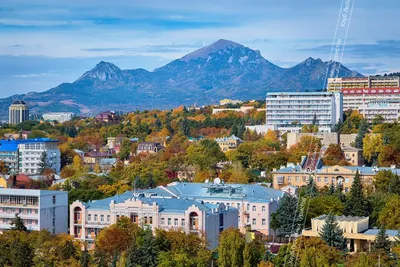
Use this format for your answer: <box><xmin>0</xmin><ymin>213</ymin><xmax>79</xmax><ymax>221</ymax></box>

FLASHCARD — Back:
<box><xmin>373</xmin><ymin>170</ymin><xmax>397</xmax><ymax>193</ymax></box>
<box><xmin>137</xmin><ymin>229</ymin><xmax>159</xmax><ymax>267</ymax></box>
<box><xmin>306</xmin><ymin>195</ymin><xmax>344</xmax><ymax>227</ymax></box>
<box><xmin>327</xmin><ymin>182</ymin><xmax>335</xmax><ymax>195</ymax></box>
<box><xmin>355</xmin><ymin>119</ymin><xmax>369</xmax><ymax>149</ymax></box>
<box><xmin>378</xmin><ymin>195</ymin><xmax>400</xmax><ymax>229</ymax></box>
<box><xmin>218</xmin><ymin>228</ymin><xmax>245</xmax><ymax>267</ymax></box>
<box><xmin>118</xmin><ymin>139</ymin><xmax>132</xmax><ymax>161</ymax></box>
<box><xmin>304</xmin><ymin>176</ymin><xmax>318</xmax><ymax>197</ymax></box>
<box><xmin>93</xmin><ymin>162</ymin><xmax>101</xmax><ymax>173</ymax></box>
<box><xmin>10</xmin><ymin>214</ymin><xmax>28</xmax><ymax>231</ymax></box>
<box><xmin>273</xmin><ymin>194</ymin><xmax>303</xmax><ymax>236</ymax></box>
<box><xmin>38</xmin><ymin>151</ymin><xmax>49</xmax><ymax>174</ymax></box>
<box><xmin>344</xmin><ymin>171</ymin><xmax>368</xmax><ymax>217</ymax></box>
<box><xmin>243</xmin><ymin>234</ymin><xmax>266</xmax><ymax>267</ymax></box>
<box><xmin>319</xmin><ymin>213</ymin><xmax>346</xmax><ymax>250</ymax></box>
<box><xmin>322</xmin><ymin>144</ymin><xmax>347</xmax><ymax>166</ymax></box>
<box><xmin>363</xmin><ymin>134</ymin><xmax>383</xmax><ymax>163</ymax></box>
<box><xmin>374</xmin><ymin>225</ymin><xmax>391</xmax><ymax>254</ymax></box>
<box><xmin>0</xmin><ymin>160</ymin><xmax>9</xmax><ymax>174</ymax></box>
<box><xmin>79</xmin><ymin>248</ymin><xmax>91</xmax><ymax>267</ymax></box>
<box><xmin>72</xmin><ymin>155</ymin><xmax>83</xmax><ymax>171</ymax></box>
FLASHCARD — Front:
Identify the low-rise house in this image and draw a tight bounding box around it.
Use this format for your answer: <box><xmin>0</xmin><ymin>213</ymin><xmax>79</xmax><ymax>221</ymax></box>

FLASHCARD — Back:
<box><xmin>95</xmin><ymin>111</ymin><xmax>119</xmax><ymax>123</ymax></box>
<box><xmin>0</xmin><ymin>189</ymin><xmax>68</xmax><ymax>234</ymax></box>
<box><xmin>70</xmin><ymin>192</ymin><xmax>238</xmax><ymax>249</ymax></box>
<box><xmin>83</xmin><ymin>152</ymin><xmax>111</xmax><ymax>165</ymax></box>
<box><xmin>99</xmin><ymin>158</ymin><xmax>117</xmax><ymax>173</ymax></box>
<box><xmin>136</xmin><ymin>142</ymin><xmax>163</xmax><ymax>154</ymax></box>
<box><xmin>303</xmin><ymin>215</ymin><xmax>398</xmax><ymax>252</ymax></box>
<box><xmin>215</xmin><ymin>135</ymin><xmax>243</xmax><ymax>152</ymax></box>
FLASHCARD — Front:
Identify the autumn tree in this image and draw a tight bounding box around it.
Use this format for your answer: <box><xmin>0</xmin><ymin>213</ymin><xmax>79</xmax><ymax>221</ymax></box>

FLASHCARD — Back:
<box><xmin>10</xmin><ymin>214</ymin><xmax>27</xmax><ymax>231</ymax></box>
<box><xmin>363</xmin><ymin>133</ymin><xmax>383</xmax><ymax>163</ymax></box>
<box><xmin>322</xmin><ymin>144</ymin><xmax>347</xmax><ymax>166</ymax></box>
<box><xmin>243</xmin><ymin>234</ymin><xmax>266</xmax><ymax>267</ymax></box>
<box><xmin>0</xmin><ymin>160</ymin><xmax>9</xmax><ymax>174</ymax></box>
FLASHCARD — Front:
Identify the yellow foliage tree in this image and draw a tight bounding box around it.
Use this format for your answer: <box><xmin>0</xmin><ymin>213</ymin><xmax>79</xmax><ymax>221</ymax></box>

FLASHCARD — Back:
<box><xmin>72</xmin><ymin>155</ymin><xmax>83</xmax><ymax>171</ymax></box>
<box><xmin>363</xmin><ymin>134</ymin><xmax>383</xmax><ymax>162</ymax></box>
<box><xmin>228</xmin><ymin>162</ymin><xmax>249</xmax><ymax>184</ymax></box>
<box><xmin>93</xmin><ymin>162</ymin><xmax>101</xmax><ymax>173</ymax></box>
<box><xmin>264</xmin><ymin>130</ymin><xmax>279</xmax><ymax>143</ymax></box>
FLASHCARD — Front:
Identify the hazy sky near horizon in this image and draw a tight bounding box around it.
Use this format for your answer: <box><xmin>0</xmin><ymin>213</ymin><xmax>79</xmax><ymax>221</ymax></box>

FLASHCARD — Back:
<box><xmin>1</xmin><ymin>0</ymin><xmax>400</xmax><ymax>97</ymax></box>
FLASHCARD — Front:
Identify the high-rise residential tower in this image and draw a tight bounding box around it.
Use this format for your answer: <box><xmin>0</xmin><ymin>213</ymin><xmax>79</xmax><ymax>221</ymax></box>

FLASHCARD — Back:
<box><xmin>9</xmin><ymin>100</ymin><xmax>29</xmax><ymax>124</ymax></box>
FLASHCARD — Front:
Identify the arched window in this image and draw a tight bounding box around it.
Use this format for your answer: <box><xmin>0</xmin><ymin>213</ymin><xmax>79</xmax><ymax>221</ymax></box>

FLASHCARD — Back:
<box><xmin>252</xmin><ymin>205</ymin><xmax>256</xmax><ymax>211</ymax></box>
<box><xmin>262</xmin><ymin>206</ymin><xmax>266</xmax><ymax>212</ymax></box>
<box><xmin>189</xmin><ymin>212</ymin><xmax>199</xmax><ymax>231</ymax></box>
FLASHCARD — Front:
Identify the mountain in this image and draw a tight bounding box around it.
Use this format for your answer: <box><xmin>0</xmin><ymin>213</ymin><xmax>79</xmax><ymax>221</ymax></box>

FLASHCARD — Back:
<box><xmin>0</xmin><ymin>39</ymin><xmax>363</xmax><ymax>118</ymax></box>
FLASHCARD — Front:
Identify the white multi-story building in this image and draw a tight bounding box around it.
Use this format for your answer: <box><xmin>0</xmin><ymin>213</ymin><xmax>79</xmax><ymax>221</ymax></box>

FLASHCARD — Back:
<box><xmin>327</xmin><ymin>76</ymin><xmax>400</xmax><ymax>92</ymax></box>
<box><xmin>341</xmin><ymin>87</ymin><xmax>400</xmax><ymax>112</ymax></box>
<box><xmin>265</xmin><ymin>92</ymin><xmax>343</xmax><ymax>133</ymax></box>
<box><xmin>71</xmin><ymin>191</ymin><xmax>238</xmax><ymax>249</ymax></box>
<box><xmin>18</xmin><ymin>138</ymin><xmax>61</xmax><ymax>174</ymax></box>
<box><xmin>42</xmin><ymin>112</ymin><xmax>74</xmax><ymax>123</ymax></box>
<box><xmin>362</xmin><ymin>100</ymin><xmax>400</xmax><ymax>123</ymax></box>
<box><xmin>0</xmin><ymin>189</ymin><xmax>68</xmax><ymax>234</ymax></box>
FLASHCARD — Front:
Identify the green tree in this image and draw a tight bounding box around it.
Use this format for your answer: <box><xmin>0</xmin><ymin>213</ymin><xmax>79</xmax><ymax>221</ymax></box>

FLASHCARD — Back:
<box><xmin>137</xmin><ymin>229</ymin><xmax>158</xmax><ymax>267</ymax></box>
<box><xmin>79</xmin><ymin>248</ymin><xmax>91</xmax><ymax>267</ymax></box>
<box><xmin>38</xmin><ymin>151</ymin><xmax>49</xmax><ymax>174</ymax></box>
<box><xmin>218</xmin><ymin>228</ymin><xmax>245</xmax><ymax>267</ymax></box>
<box><xmin>344</xmin><ymin>171</ymin><xmax>368</xmax><ymax>217</ymax></box>
<box><xmin>243</xmin><ymin>234</ymin><xmax>266</xmax><ymax>267</ymax></box>
<box><xmin>327</xmin><ymin>182</ymin><xmax>335</xmax><ymax>195</ymax></box>
<box><xmin>118</xmin><ymin>139</ymin><xmax>132</xmax><ymax>161</ymax></box>
<box><xmin>304</xmin><ymin>176</ymin><xmax>318</xmax><ymax>197</ymax></box>
<box><xmin>374</xmin><ymin>225</ymin><xmax>391</xmax><ymax>254</ymax></box>
<box><xmin>355</xmin><ymin>119</ymin><xmax>369</xmax><ymax>149</ymax></box>
<box><xmin>319</xmin><ymin>213</ymin><xmax>346</xmax><ymax>250</ymax></box>
<box><xmin>10</xmin><ymin>214</ymin><xmax>28</xmax><ymax>231</ymax></box>
<box><xmin>373</xmin><ymin>170</ymin><xmax>397</xmax><ymax>193</ymax></box>
<box><xmin>274</xmin><ymin>194</ymin><xmax>303</xmax><ymax>236</ymax></box>
<box><xmin>377</xmin><ymin>195</ymin><xmax>400</xmax><ymax>228</ymax></box>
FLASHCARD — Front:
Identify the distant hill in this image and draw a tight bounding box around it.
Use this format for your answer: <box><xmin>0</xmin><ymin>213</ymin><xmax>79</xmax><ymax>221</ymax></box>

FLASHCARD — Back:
<box><xmin>0</xmin><ymin>39</ymin><xmax>363</xmax><ymax>118</ymax></box>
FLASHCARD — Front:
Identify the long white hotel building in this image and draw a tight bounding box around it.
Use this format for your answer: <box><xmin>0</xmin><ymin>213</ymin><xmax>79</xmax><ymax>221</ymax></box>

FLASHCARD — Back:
<box><xmin>265</xmin><ymin>92</ymin><xmax>343</xmax><ymax>133</ymax></box>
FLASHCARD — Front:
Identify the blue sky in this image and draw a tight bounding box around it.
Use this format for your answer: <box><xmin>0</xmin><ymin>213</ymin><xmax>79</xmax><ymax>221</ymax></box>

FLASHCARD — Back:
<box><xmin>1</xmin><ymin>0</ymin><xmax>400</xmax><ymax>97</ymax></box>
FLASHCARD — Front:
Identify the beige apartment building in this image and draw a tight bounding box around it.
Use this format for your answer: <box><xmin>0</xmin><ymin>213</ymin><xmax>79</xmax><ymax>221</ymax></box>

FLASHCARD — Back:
<box><xmin>215</xmin><ymin>135</ymin><xmax>243</xmax><ymax>152</ymax></box>
<box><xmin>327</xmin><ymin>76</ymin><xmax>400</xmax><ymax>92</ymax></box>
<box><xmin>272</xmin><ymin>162</ymin><xmax>400</xmax><ymax>192</ymax></box>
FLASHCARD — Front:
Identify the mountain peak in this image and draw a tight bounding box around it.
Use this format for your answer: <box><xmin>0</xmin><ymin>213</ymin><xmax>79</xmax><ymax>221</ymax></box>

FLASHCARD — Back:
<box><xmin>181</xmin><ymin>39</ymin><xmax>243</xmax><ymax>62</ymax></box>
<box><xmin>76</xmin><ymin>61</ymin><xmax>122</xmax><ymax>82</ymax></box>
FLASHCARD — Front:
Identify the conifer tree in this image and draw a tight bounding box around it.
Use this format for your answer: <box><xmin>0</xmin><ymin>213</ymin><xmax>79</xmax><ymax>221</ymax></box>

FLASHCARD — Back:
<box><xmin>305</xmin><ymin>176</ymin><xmax>318</xmax><ymax>197</ymax></box>
<box><xmin>374</xmin><ymin>225</ymin><xmax>392</xmax><ymax>254</ymax></box>
<box><xmin>334</xmin><ymin>183</ymin><xmax>346</xmax><ymax>204</ymax></box>
<box><xmin>319</xmin><ymin>213</ymin><xmax>346</xmax><ymax>250</ymax></box>
<box><xmin>355</xmin><ymin>119</ymin><xmax>369</xmax><ymax>149</ymax></box>
<box><xmin>344</xmin><ymin>171</ymin><xmax>367</xmax><ymax>216</ymax></box>
<box><xmin>10</xmin><ymin>214</ymin><xmax>27</xmax><ymax>231</ymax></box>
<box><xmin>328</xmin><ymin>182</ymin><xmax>335</xmax><ymax>195</ymax></box>
<box><xmin>274</xmin><ymin>194</ymin><xmax>303</xmax><ymax>236</ymax></box>
<box><xmin>38</xmin><ymin>151</ymin><xmax>49</xmax><ymax>174</ymax></box>
<box><xmin>80</xmin><ymin>248</ymin><xmax>91</xmax><ymax>267</ymax></box>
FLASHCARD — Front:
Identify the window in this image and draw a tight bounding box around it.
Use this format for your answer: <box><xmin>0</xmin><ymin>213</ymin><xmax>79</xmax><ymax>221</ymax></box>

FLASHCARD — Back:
<box><xmin>88</xmin><ymin>214</ymin><xmax>91</xmax><ymax>221</ymax></box>
<box><xmin>295</xmin><ymin>176</ymin><xmax>300</xmax><ymax>182</ymax></box>
<box><xmin>317</xmin><ymin>177</ymin><xmax>321</xmax><ymax>182</ymax></box>
<box><xmin>107</xmin><ymin>215</ymin><xmax>110</xmax><ymax>222</ymax></box>
<box><xmin>100</xmin><ymin>215</ymin><xmax>104</xmax><ymax>222</ymax></box>
<box><xmin>161</xmin><ymin>218</ymin><xmax>165</xmax><ymax>225</ymax></box>
<box><xmin>246</xmin><ymin>204</ymin><xmax>250</xmax><ymax>211</ymax></box>
<box><xmin>252</xmin><ymin>206</ymin><xmax>256</xmax><ymax>211</ymax></box>
<box><xmin>252</xmin><ymin>218</ymin><xmax>256</xmax><ymax>225</ymax></box>
<box><xmin>168</xmin><ymin>218</ymin><xmax>171</xmax><ymax>225</ymax></box>
<box><xmin>52</xmin><ymin>195</ymin><xmax>56</xmax><ymax>204</ymax></box>
<box><xmin>287</xmin><ymin>176</ymin><xmax>291</xmax><ymax>182</ymax></box>
<box><xmin>237</xmin><ymin>203</ymin><xmax>240</xmax><ymax>209</ymax></box>
<box><xmin>262</xmin><ymin>219</ymin><xmax>266</xmax><ymax>225</ymax></box>
<box><xmin>149</xmin><ymin>217</ymin><xmax>153</xmax><ymax>224</ymax></box>
<box><xmin>52</xmin><ymin>217</ymin><xmax>55</xmax><ymax>227</ymax></box>
<box><xmin>324</xmin><ymin>177</ymin><xmax>328</xmax><ymax>183</ymax></box>
<box><xmin>174</xmin><ymin>218</ymin><xmax>178</xmax><ymax>226</ymax></box>
<box><xmin>94</xmin><ymin>214</ymin><xmax>98</xmax><ymax>221</ymax></box>
<box><xmin>181</xmin><ymin>219</ymin><xmax>185</xmax><ymax>226</ymax></box>
<box><xmin>262</xmin><ymin>206</ymin><xmax>266</xmax><ymax>212</ymax></box>
<box><xmin>345</xmin><ymin>178</ymin><xmax>349</xmax><ymax>183</ymax></box>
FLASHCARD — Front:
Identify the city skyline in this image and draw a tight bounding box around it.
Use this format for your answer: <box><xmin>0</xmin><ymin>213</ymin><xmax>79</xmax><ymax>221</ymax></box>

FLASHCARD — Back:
<box><xmin>1</xmin><ymin>0</ymin><xmax>400</xmax><ymax>97</ymax></box>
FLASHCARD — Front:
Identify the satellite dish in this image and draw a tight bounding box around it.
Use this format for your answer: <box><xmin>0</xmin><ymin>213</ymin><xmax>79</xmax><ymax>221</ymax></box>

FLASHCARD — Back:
<box><xmin>205</xmin><ymin>179</ymin><xmax>209</xmax><ymax>184</ymax></box>
<box><xmin>213</xmin><ymin>178</ymin><xmax>221</xmax><ymax>185</ymax></box>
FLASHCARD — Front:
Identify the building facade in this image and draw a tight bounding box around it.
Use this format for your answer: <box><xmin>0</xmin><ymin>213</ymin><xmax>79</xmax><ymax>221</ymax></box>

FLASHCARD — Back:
<box><xmin>0</xmin><ymin>189</ymin><xmax>68</xmax><ymax>234</ymax></box>
<box><xmin>18</xmin><ymin>138</ymin><xmax>61</xmax><ymax>174</ymax></box>
<box><xmin>70</xmin><ymin>192</ymin><xmax>238</xmax><ymax>249</ymax></box>
<box><xmin>327</xmin><ymin>76</ymin><xmax>400</xmax><ymax>92</ymax></box>
<box><xmin>303</xmin><ymin>215</ymin><xmax>398</xmax><ymax>252</ymax></box>
<box><xmin>137</xmin><ymin>142</ymin><xmax>163</xmax><ymax>154</ymax></box>
<box><xmin>362</xmin><ymin>100</ymin><xmax>400</xmax><ymax>123</ymax></box>
<box><xmin>9</xmin><ymin>100</ymin><xmax>29</xmax><ymax>125</ymax></box>
<box><xmin>215</xmin><ymin>135</ymin><xmax>243</xmax><ymax>152</ymax></box>
<box><xmin>265</xmin><ymin>92</ymin><xmax>343</xmax><ymax>133</ymax></box>
<box><xmin>42</xmin><ymin>112</ymin><xmax>74</xmax><ymax>123</ymax></box>
<box><xmin>341</xmin><ymin>87</ymin><xmax>400</xmax><ymax>114</ymax></box>
<box><xmin>142</xmin><ymin>182</ymin><xmax>285</xmax><ymax>236</ymax></box>
<box><xmin>0</xmin><ymin>139</ymin><xmax>61</xmax><ymax>175</ymax></box>
<box><xmin>273</xmin><ymin>163</ymin><xmax>400</xmax><ymax>192</ymax></box>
